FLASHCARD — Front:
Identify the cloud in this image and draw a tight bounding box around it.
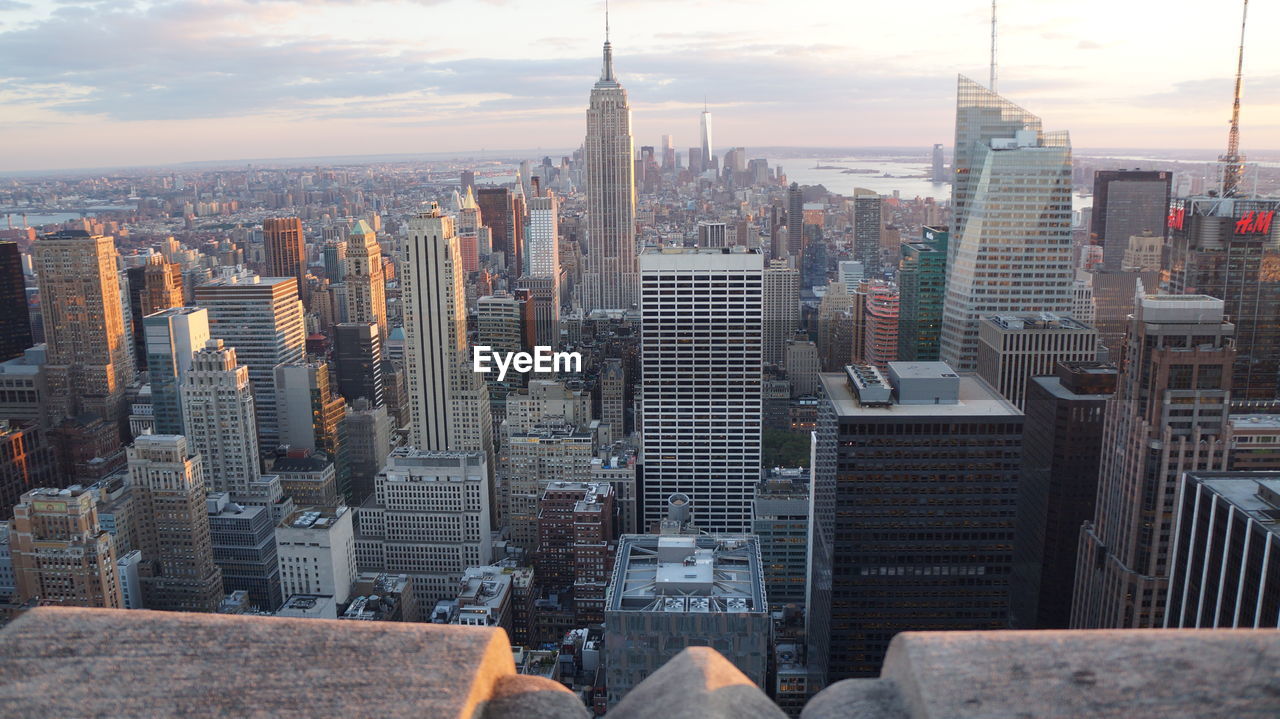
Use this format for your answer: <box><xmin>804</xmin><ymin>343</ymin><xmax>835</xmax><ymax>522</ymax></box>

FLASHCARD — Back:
<box><xmin>0</xmin><ymin>0</ymin><xmax>31</xmax><ymax>9</ymax></box>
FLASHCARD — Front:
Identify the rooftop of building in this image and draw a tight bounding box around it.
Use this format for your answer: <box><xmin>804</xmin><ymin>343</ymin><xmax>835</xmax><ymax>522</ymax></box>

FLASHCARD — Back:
<box><xmin>983</xmin><ymin>312</ymin><xmax>1093</xmax><ymax>332</ymax></box>
<box><xmin>1230</xmin><ymin>414</ymin><xmax>1280</xmax><ymax>431</ymax></box>
<box><xmin>821</xmin><ymin>368</ymin><xmax>1020</xmax><ymax>418</ymax></box>
<box><xmin>1029</xmin><ymin>374</ymin><xmax>1116</xmax><ymax>402</ymax></box>
<box><xmin>276</xmin><ymin>594</ymin><xmax>338</xmax><ymax>619</ymax></box>
<box><xmin>279</xmin><ymin>506</ymin><xmax>349</xmax><ymax>530</ymax></box>
<box><xmin>270</xmin><ymin>455</ymin><xmax>333</xmax><ymax>473</ymax></box>
<box><xmin>386</xmin><ymin>447</ymin><xmax>486</xmax><ymax>469</ymax></box>
<box><xmin>607</xmin><ymin>534</ymin><xmax>765</xmax><ymax>614</ymax></box>
<box><xmin>457</xmin><ymin>566</ymin><xmax>513</xmax><ymax>611</ymax></box>
<box><xmin>1185</xmin><ymin>473</ymin><xmax>1280</xmax><ymax>529</ymax></box>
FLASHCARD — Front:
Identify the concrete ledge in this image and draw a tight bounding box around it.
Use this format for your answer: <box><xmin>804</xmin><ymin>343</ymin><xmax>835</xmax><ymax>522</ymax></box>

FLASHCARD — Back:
<box><xmin>610</xmin><ymin>646</ymin><xmax>787</xmax><ymax>719</ymax></box>
<box><xmin>805</xmin><ymin>629</ymin><xmax>1280</xmax><ymax>719</ymax></box>
<box><xmin>0</xmin><ymin>607</ymin><xmax>580</xmax><ymax>719</ymax></box>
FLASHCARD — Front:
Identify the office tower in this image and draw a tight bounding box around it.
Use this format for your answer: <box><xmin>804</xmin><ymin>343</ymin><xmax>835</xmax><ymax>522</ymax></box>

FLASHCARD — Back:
<box><xmin>1120</xmin><ymin>231</ymin><xmax>1162</xmax><ymax>272</ymax></box>
<box><xmin>514</xmin><ymin>277</ymin><xmax>558</xmax><ymax>349</ymax></box>
<box><xmin>582</xmin><ymin>35</ymin><xmax>638</xmax><ymax>312</ymax></box>
<box><xmin>1073</xmin><ymin>295</ymin><xmax>1235</xmax><ymax>629</ymax></box>
<box><xmin>1013</xmin><ymin>362</ymin><xmax>1116</xmax><ymax>629</ymax></box>
<box><xmin>476</xmin><ymin>188</ymin><xmax>514</xmax><ymax>266</ymax></box>
<box><xmin>1228</xmin><ymin>414</ymin><xmax>1280</xmax><ymax>471</ymax></box>
<box><xmin>696</xmin><ymin>221</ymin><xmax>727</xmax><ymax>248</ymax></box>
<box><xmin>787</xmin><ymin>183</ymin><xmax>804</xmax><ymax>256</ymax></box>
<box><xmin>0</xmin><ymin>422</ymin><xmax>56</xmax><ymax>522</ymax></box>
<box><xmin>600</xmin><ymin>357</ymin><xmax>625</xmax><ymax>440</ymax></box>
<box><xmin>930</xmin><ymin>143</ymin><xmax>946</xmax><ymax>183</ymax></box>
<box><xmin>861</xmin><ymin>281</ymin><xmax>899</xmax><ymax>370</ymax></box>
<box><xmin>0</xmin><ymin>242</ymin><xmax>32</xmax><ymax>361</ymax></box>
<box><xmin>811</xmin><ymin>362</ymin><xmax>1023</xmax><ymax>681</ymax></box>
<box><xmin>1090</xmin><ymin>170</ymin><xmax>1171</xmax><ymax>271</ymax></box>
<box><xmin>1072</xmin><ymin>270</ymin><xmax>1097</xmax><ymax>326</ymax></box>
<box><xmin>1089</xmin><ymin>269</ymin><xmax>1160</xmax><ymax>360</ymax></box>
<box><xmin>9</xmin><ymin>486</ymin><xmax>123</xmax><ymax>608</ymax></box>
<box><xmin>32</xmin><ymin>230</ymin><xmax>133</xmax><ymax>429</ymax></box>
<box><xmin>456</xmin><ymin>188</ymin><xmax>484</xmax><ymax>273</ymax></box>
<box><xmin>943</xmin><ymin>77</ymin><xmax>1074</xmax><ymax>371</ymax></box>
<box><xmin>753</xmin><ymin>468</ymin><xmax>809</xmax><ymax>609</ymax></box>
<box><xmin>603</xmin><ymin>534</ymin><xmax>768</xmax><ymax>708</ymax></box>
<box><xmin>525</xmin><ymin>193</ymin><xmax>562</xmax><ymax>335</ymax></box>
<box><xmin>816</xmin><ymin>282</ymin><xmax>858</xmax><ymax>372</ymax></box>
<box><xmin>477</xmin><ymin>293</ymin><xmax>524</xmax><ymax>356</ymax></box>
<box><xmin>660</xmin><ymin>134</ymin><xmax>676</xmax><ymax>169</ymax></box>
<box><xmin>340</xmin><ymin>400</ymin><xmax>393</xmax><ymax>506</ymax></box>
<box><xmin>897</xmin><ymin>226</ymin><xmax>947</xmax><ymax>361</ymax></box>
<box><xmin>272</xmin><ymin>454</ymin><xmax>339</xmax><ymax>507</ymax></box>
<box><xmin>354</xmin><ymin>448</ymin><xmax>491</xmax><ymax>603</ymax></box>
<box><xmin>786</xmin><ymin>339</ymin><xmax>820</xmax><ymax>397</ymax></box>
<box><xmin>535</xmin><ymin>481</ymin><xmax>616</xmax><ymax>625</ymax></box>
<box><xmin>195</xmin><ymin>270</ymin><xmax>306</xmax><ymax>447</ymax></box>
<box><xmin>402</xmin><ymin>203</ymin><xmax>493</xmax><ymax>456</ymax></box>
<box><xmin>181</xmin><ymin>339</ymin><xmax>260</xmax><ymax>496</ymax></box>
<box><xmin>503</xmin><ymin>421</ymin><xmax>595</xmax><ymax>550</ymax></box>
<box><xmin>332</xmin><ymin>322</ymin><xmax>383</xmax><ymax>408</ymax></box>
<box><xmin>1165</xmin><ymin>196</ymin><xmax>1280</xmax><ymax>400</ymax></box>
<box><xmin>207</xmin><ymin>492</ymin><xmax>282</xmax><ymax>611</ymax></box>
<box><xmin>700</xmin><ymin>108</ymin><xmax>714</xmax><ymax>169</ymax></box>
<box><xmin>128</xmin><ymin>434</ymin><xmax>223</xmax><ymax>612</ymax></box>
<box><xmin>851</xmin><ymin>189</ymin><xmax>882</xmax><ymax>274</ymax></box>
<box><xmin>263</xmin><ymin>217</ymin><xmax>306</xmax><ymax>294</ymax></box>
<box><xmin>344</xmin><ymin>219</ymin><xmax>387</xmax><ymax>343</ymax></box>
<box><xmin>687</xmin><ymin>146</ymin><xmax>704</xmax><ymax>176</ymax></box>
<box><xmin>460</xmin><ymin>169</ymin><xmax>475</xmax><ymax>194</ymax></box>
<box><xmin>640</xmin><ymin>248</ymin><xmax>763</xmax><ymax>534</ymax></box>
<box><xmin>763</xmin><ymin>260</ymin><xmax>800</xmax><ymax>368</ymax></box>
<box><xmin>322</xmin><ymin>239</ymin><xmax>346</xmax><ymax>281</ymax></box>
<box><xmin>143</xmin><ymin>307</ymin><xmax>210</xmax><ymax>435</ymax></box>
<box><xmin>276</xmin><ymin>505</ymin><xmax>357</xmax><ymax>604</ymax></box>
<box><xmin>128</xmin><ymin>255</ymin><xmax>185</xmax><ymax>370</ymax></box>
<box><xmin>275</xmin><ymin>363</ymin><xmax>345</xmax><ymax>463</ymax></box>
<box><xmin>1166</xmin><ymin>472</ymin><xmax>1280</xmax><ymax>628</ymax></box>
<box><xmin>837</xmin><ymin>261</ymin><xmax>865</xmax><ymax>293</ymax></box>
<box><xmin>800</xmin><ymin>239</ymin><xmax>827</xmax><ymax>291</ymax></box>
<box><xmin>976</xmin><ymin>313</ymin><xmax>1098</xmax><ymax>409</ymax></box>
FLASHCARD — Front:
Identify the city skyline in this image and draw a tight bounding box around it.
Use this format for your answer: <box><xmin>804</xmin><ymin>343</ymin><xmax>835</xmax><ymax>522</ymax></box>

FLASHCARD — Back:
<box><xmin>1</xmin><ymin>0</ymin><xmax>1278</xmax><ymax>172</ymax></box>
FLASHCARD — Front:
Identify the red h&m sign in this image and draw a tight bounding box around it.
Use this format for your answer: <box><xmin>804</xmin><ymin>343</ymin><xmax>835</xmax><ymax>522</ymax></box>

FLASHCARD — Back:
<box><xmin>1235</xmin><ymin>210</ymin><xmax>1275</xmax><ymax>236</ymax></box>
<box><xmin>1167</xmin><ymin>208</ymin><xmax>1185</xmax><ymax>231</ymax></box>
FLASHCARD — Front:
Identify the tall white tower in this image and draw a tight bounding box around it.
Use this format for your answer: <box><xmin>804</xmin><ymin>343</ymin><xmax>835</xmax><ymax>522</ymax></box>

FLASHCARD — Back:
<box><xmin>582</xmin><ymin>31</ymin><xmax>638</xmax><ymax>311</ymax></box>
<box><xmin>180</xmin><ymin>339</ymin><xmax>261</xmax><ymax>496</ymax></box>
<box><xmin>640</xmin><ymin>248</ymin><xmax>763</xmax><ymax>534</ymax></box>
<box><xmin>402</xmin><ymin>203</ymin><xmax>493</xmax><ymax>457</ymax></box>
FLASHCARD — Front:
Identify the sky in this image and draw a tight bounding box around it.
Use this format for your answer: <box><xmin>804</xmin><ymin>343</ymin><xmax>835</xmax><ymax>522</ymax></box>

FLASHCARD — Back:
<box><xmin>0</xmin><ymin>0</ymin><xmax>1277</xmax><ymax>173</ymax></box>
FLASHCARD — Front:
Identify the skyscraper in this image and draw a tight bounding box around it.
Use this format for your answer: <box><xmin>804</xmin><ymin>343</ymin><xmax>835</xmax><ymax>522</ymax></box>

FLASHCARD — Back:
<box><xmin>812</xmin><ymin>362</ymin><xmax>1023</xmax><ymax>680</ymax></box>
<box><xmin>1164</xmin><ymin>195</ymin><xmax>1280</xmax><ymax>400</ymax></box>
<box><xmin>180</xmin><ymin>339</ymin><xmax>261</xmax><ymax>496</ymax></box>
<box><xmin>941</xmin><ymin>77</ymin><xmax>1074</xmax><ymax>371</ymax></box>
<box><xmin>143</xmin><ymin>307</ymin><xmax>210</xmax><ymax>435</ymax></box>
<box><xmin>896</xmin><ymin>226</ymin><xmax>947</xmax><ymax>362</ymax></box>
<box><xmin>1090</xmin><ymin>170</ymin><xmax>1172</xmax><ymax>271</ymax></box>
<box><xmin>194</xmin><ymin>270</ymin><xmax>306</xmax><ymax>448</ymax></box>
<box><xmin>1073</xmin><ymin>294</ymin><xmax>1235</xmax><ymax>629</ymax></box>
<box><xmin>476</xmin><ymin>188</ymin><xmax>513</xmax><ymax>267</ymax></box>
<box><xmin>129</xmin><ymin>434</ymin><xmax>223</xmax><ymax>612</ymax></box>
<box><xmin>851</xmin><ymin>188</ymin><xmax>882</xmax><ymax>275</ymax></box>
<box><xmin>0</xmin><ymin>241</ymin><xmax>32</xmax><ymax>362</ymax></box>
<box><xmin>402</xmin><ymin>203</ymin><xmax>493</xmax><ymax>455</ymax></box>
<box><xmin>975</xmin><ymin>313</ymin><xmax>1098</xmax><ymax>410</ymax></box>
<box><xmin>763</xmin><ymin>259</ymin><xmax>800</xmax><ymax>368</ymax></box>
<box><xmin>333</xmin><ymin>322</ymin><xmax>384</xmax><ymax>408</ymax></box>
<box><xmin>700</xmin><ymin>107</ymin><xmax>714</xmax><ymax>170</ymax></box>
<box><xmin>344</xmin><ymin>219</ymin><xmax>387</xmax><ymax>343</ymax></box>
<box><xmin>524</xmin><ymin>193</ymin><xmax>561</xmax><ymax>344</ymax></box>
<box><xmin>787</xmin><ymin>183</ymin><xmax>804</xmax><ymax>257</ymax></box>
<box><xmin>640</xmin><ymin>248</ymin><xmax>763</xmax><ymax>534</ymax></box>
<box><xmin>930</xmin><ymin>143</ymin><xmax>946</xmax><ymax>183</ymax></box>
<box><xmin>582</xmin><ymin>33</ymin><xmax>638</xmax><ymax>311</ymax></box>
<box><xmin>10</xmin><ymin>486</ymin><xmax>123</xmax><ymax>608</ymax></box>
<box><xmin>32</xmin><ymin>230</ymin><xmax>134</xmax><ymax>429</ymax></box>
<box><xmin>263</xmin><ymin>217</ymin><xmax>306</xmax><ymax>294</ymax></box>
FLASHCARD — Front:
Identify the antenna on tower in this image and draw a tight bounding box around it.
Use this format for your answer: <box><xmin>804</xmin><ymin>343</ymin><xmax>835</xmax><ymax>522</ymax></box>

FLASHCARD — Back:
<box><xmin>1221</xmin><ymin>0</ymin><xmax>1249</xmax><ymax>197</ymax></box>
<box><xmin>605</xmin><ymin>0</ymin><xmax>610</xmax><ymax>42</ymax></box>
<box><xmin>989</xmin><ymin>0</ymin><xmax>998</xmax><ymax>92</ymax></box>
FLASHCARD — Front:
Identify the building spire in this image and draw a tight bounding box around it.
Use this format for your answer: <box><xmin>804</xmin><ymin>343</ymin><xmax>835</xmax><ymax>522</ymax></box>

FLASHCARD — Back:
<box><xmin>598</xmin><ymin>0</ymin><xmax>617</xmax><ymax>83</ymax></box>
<box><xmin>1221</xmin><ymin>0</ymin><xmax>1249</xmax><ymax>197</ymax></box>
<box><xmin>990</xmin><ymin>0</ymin><xmax>998</xmax><ymax>92</ymax></box>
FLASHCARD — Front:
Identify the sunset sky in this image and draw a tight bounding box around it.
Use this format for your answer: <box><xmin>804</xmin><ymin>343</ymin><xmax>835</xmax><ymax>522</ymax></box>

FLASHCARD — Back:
<box><xmin>1</xmin><ymin>0</ymin><xmax>1277</xmax><ymax>172</ymax></box>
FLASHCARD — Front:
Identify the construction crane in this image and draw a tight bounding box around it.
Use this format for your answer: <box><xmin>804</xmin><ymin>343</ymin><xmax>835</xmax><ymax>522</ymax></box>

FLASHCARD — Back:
<box><xmin>1220</xmin><ymin>0</ymin><xmax>1249</xmax><ymax>197</ymax></box>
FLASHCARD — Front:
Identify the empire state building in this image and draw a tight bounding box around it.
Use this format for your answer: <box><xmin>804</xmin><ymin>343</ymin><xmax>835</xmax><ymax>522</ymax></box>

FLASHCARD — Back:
<box><xmin>582</xmin><ymin>34</ymin><xmax>637</xmax><ymax>311</ymax></box>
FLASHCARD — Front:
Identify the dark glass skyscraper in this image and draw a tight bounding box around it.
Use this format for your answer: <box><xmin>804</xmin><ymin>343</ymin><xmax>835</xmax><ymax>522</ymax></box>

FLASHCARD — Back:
<box><xmin>896</xmin><ymin>226</ymin><xmax>947</xmax><ymax>361</ymax></box>
<box><xmin>1090</xmin><ymin>170</ymin><xmax>1172</xmax><ymax>272</ymax></box>
<box><xmin>0</xmin><ymin>242</ymin><xmax>32</xmax><ymax>362</ymax></box>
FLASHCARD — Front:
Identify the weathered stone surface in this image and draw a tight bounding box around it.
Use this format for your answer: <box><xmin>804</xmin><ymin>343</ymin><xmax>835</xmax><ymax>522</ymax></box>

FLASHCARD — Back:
<box><xmin>808</xmin><ymin>629</ymin><xmax>1280</xmax><ymax>719</ymax></box>
<box><xmin>609</xmin><ymin>646</ymin><xmax>787</xmax><ymax>719</ymax></box>
<box><xmin>800</xmin><ymin>678</ymin><xmax>906</xmax><ymax>719</ymax></box>
<box><xmin>0</xmin><ymin>607</ymin><xmax>578</xmax><ymax>719</ymax></box>
<box><xmin>480</xmin><ymin>674</ymin><xmax>591</xmax><ymax>719</ymax></box>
